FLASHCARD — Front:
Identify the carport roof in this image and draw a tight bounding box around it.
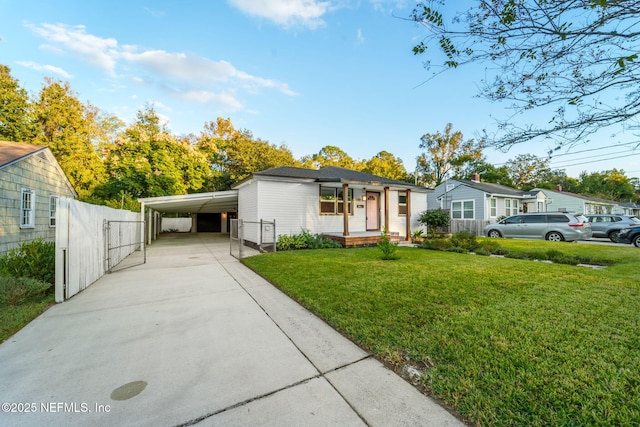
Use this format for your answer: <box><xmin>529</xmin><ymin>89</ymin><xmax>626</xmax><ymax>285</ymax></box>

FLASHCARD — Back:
<box><xmin>138</xmin><ymin>190</ymin><xmax>238</xmax><ymax>214</ymax></box>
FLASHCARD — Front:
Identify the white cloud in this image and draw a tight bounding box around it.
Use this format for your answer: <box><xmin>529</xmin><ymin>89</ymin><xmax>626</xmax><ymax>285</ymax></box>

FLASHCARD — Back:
<box><xmin>227</xmin><ymin>0</ymin><xmax>330</xmax><ymax>29</ymax></box>
<box><xmin>28</xmin><ymin>23</ymin><xmax>119</xmax><ymax>75</ymax></box>
<box><xmin>17</xmin><ymin>61</ymin><xmax>73</xmax><ymax>78</ymax></box>
<box><xmin>25</xmin><ymin>22</ymin><xmax>296</xmax><ymax>111</ymax></box>
<box><xmin>356</xmin><ymin>28</ymin><xmax>365</xmax><ymax>45</ymax></box>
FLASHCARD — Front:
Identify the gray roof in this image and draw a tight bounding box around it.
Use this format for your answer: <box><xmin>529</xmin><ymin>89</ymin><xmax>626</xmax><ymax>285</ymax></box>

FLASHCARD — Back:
<box><xmin>455</xmin><ymin>179</ymin><xmax>527</xmax><ymax>197</ymax></box>
<box><xmin>533</xmin><ymin>188</ymin><xmax>618</xmax><ymax>205</ymax></box>
<box><xmin>253</xmin><ymin>166</ymin><xmax>427</xmax><ymax>190</ymax></box>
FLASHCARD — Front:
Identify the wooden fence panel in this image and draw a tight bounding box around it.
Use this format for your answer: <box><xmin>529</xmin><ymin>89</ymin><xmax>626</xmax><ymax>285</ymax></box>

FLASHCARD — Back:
<box><xmin>55</xmin><ymin>198</ymin><xmax>139</xmax><ymax>302</ymax></box>
<box><xmin>450</xmin><ymin>219</ymin><xmax>491</xmax><ymax>236</ymax></box>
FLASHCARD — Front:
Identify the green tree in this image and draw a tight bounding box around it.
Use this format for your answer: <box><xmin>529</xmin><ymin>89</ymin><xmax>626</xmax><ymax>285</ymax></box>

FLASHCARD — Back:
<box><xmin>411</xmin><ymin>1</ymin><xmax>640</xmax><ymax>150</ymax></box>
<box><xmin>505</xmin><ymin>154</ymin><xmax>551</xmax><ymax>189</ymax></box>
<box><xmin>98</xmin><ymin>106</ymin><xmax>211</xmax><ymax>205</ymax></box>
<box><xmin>577</xmin><ymin>169</ymin><xmax>637</xmax><ymax>201</ymax></box>
<box><xmin>0</xmin><ymin>65</ymin><xmax>36</xmax><ymax>142</ymax></box>
<box><xmin>362</xmin><ymin>151</ymin><xmax>411</xmax><ymax>182</ymax></box>
<box><xmin>416</xmin><ymin>123</ymin><xmax>484</xmax><ymax>187</ymax></box>
<box><xmin>458</xmin><ymin>159</ymin><xmax>514</xmax><ymax>187</ymax></box>
<box><xmin>301</xmin><ymin>145</ymin><xmax>360</xmax><ymax>170</ymax></box>
<box><xmin>32</xmin><ymin>78</ymin><xmax>107</xmax><ymax>199</ymax></box>
<box><xmin>536</xmin><ymin>169</ymin><xmax>580</xmax><ymax>193</ymax></box>
<box><xmin>198</xmin><ymin>117</ymin><xmax>299</xmax><ymax>190</ymax></box>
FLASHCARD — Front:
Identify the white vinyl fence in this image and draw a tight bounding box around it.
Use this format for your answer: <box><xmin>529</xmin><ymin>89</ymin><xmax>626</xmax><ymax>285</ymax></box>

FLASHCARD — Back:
<box><xmin>161</xmin><ymin>217</ymin><xmax>192</xmax><ymax>232</ymax></box>
<box><xmin>55</xmin><ymin>198</ymin><xmax>142</xmax><ymax>302</ymax></box>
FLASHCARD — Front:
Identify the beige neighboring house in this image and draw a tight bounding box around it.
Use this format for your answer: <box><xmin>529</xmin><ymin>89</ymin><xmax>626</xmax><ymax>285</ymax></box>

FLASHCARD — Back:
<box><xmin>0</xmin><ymin>141</ymin><xmax>77</xmax><ymax>255</ymax></box>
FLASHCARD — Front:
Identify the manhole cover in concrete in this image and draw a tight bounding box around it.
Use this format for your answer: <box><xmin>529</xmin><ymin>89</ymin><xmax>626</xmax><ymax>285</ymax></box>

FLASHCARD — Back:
<box><xmin>111</xmin><ymin>381</ymin><xmax>147</xmax><ymax>401</ymax></box>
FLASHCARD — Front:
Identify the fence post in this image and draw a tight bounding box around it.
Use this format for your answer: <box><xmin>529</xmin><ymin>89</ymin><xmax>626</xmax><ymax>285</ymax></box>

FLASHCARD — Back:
<box><xmin>272</xmin><ymin>219</ymin><xmax>276</xmax><ymax>252</ymax></box>
<box><xmin>239</xmin><ymin>219</ymin><xmax>244</xmax><ymax>260</ymax></box>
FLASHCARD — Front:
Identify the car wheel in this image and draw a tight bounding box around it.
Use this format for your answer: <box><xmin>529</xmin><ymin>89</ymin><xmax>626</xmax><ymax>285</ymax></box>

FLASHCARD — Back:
<box><xmin>633</xmin><ymin>235</ymin><xmax>640</xmax><ymax>248</ymax></box>
<box><xmin>487</xmin><ymin>229</ymin><xmax>502</xmax><ymax>238</ymax></box>
<box><xmin>608</xmin><ymin>230</ymin><xmax>620</xmax><ymax>242</ymax></box>
<box><xmin>546</xmin><ymin>231</ymin><xmax>564</xmax><ymax>242</ymax></box>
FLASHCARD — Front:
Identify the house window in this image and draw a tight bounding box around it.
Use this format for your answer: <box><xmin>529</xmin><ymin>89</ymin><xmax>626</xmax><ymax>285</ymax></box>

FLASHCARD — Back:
<box><xmin>537</xmin><ymin>201</ymin><xmax>544</xmax><ymax>212</ymax></box>
<box><xmin>505</xmin><ymin>199</ymin><xmax>519</xmax><ymax>216</ymax></box>
<box><xmin>452</xmin><ymin>200</ymin><xmax>474</xmax><ymax>219</ymax></box>
<box><xmin>490</xmin><ymin>198</ymin><xmax>497</xmax><ymax>217</ymax></box>
<box><xmin>49</xmin><ymin>195</ymin><xmax>59</xmax><ymax>227</ymax></box>
<box><xmin>398</xmin><ymin>191</ymin><xmax>407</xmax><ymax>216</ymax></box>
<box><xmin>20</xmin><ymin>188</ymin><xmax>35</xmax><ymax>228</ymax></box>
<box><xmin>320</xmin><ymin>186</ymin><xmax>353</xmax><ymax>215</ymax></box>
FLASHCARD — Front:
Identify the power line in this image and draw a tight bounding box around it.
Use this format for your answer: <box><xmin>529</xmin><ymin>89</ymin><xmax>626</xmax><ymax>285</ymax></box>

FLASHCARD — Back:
<box><xmin>549</xmin><ymin>149</ymin><xmax>638</xmax><ymax>167</ymax></box>
<box><xmin>549</xmin><ymin>151</ymin><xmax>640</xmax><ymax>169</ymax></box>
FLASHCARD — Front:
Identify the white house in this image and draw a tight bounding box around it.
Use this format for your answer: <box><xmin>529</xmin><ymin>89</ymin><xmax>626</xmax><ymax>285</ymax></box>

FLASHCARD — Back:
<box><xmin>139</xmin><ymin>166</ymin><xmax>430</xmax><ymax>247</ymax></box>
<box><xmin>535</xmin><ymin>186</ymin><xmax>622</xmax><ymax>215</ymax></box>
<box><xmin>0</xmin><ymin>141</ymin><xmax>77</xmax><ymax>254</ymax></box>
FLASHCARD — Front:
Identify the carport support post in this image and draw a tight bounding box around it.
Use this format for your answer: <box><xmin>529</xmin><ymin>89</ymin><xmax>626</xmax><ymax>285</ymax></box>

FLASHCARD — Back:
<box><xmin>342</xmin><ymin>183</ymin><xmax>350</xmax><ymax>236</ymax></box>
<box><xmin>384</xmin><ymin>187</ymin><xmax>390</xmax><ymax>232</ymax></box>
<box><xmin>140</xmin><ymin>202</ymin><xmax>146</xmax><ymax>254</ymax></box>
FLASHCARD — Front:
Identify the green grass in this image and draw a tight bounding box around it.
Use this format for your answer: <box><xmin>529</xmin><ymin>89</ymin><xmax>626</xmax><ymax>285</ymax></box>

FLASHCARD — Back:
<box><xmin>0</xmin><ymin>293</ymin><xmax>55</xmax><ymax>343</ymax></box>
<box><xmin>243</xmin><ymin>242</ymin><xmax>640</xmax><ymax>426</ymax></box>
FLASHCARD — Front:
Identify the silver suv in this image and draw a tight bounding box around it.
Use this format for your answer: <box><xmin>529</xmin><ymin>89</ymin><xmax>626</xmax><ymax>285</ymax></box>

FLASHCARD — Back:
<box><xmin>585</xmin><ymin>214</ymin><xmax>640</xmax><ymax>242</ymax></box>
<box><xmin>484</xmin><ymin>213</ymin><xmax>592</xmax><ymax>242</ymax></box>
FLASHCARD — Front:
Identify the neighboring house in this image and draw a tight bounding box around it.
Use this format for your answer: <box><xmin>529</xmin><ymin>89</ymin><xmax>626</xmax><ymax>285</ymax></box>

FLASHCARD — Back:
<box><xmin>428</xmin><ymin>174</ymin><xmax>548</xmax><ymax>222</ymax></box>
<box><xmin>619</xmin><ymin>202</ymin><xmax>640</xmax><ymax>216</ymax></box>
<box><xmin>0</xmin><ymin>141</ymin><xmax>77</xmax><ymax>255</ymax></box>
<box><xmin>533</xmin><ymin>186</ymin><xmax>622</xmax><ymax>215</ymax></box>
<box><xmin>139</xmin><ymin>166</ymin><xmax>430</xmax><ymax>246</ymax></box>
<box><xmin>236</xmin><ymin>166</ymin><xmax>429</xmax><ymax>245</ymax></box>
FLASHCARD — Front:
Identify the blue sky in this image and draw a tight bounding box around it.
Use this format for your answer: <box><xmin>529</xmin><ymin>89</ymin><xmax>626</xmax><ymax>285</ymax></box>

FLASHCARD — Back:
<box><xmin>1</xmin><ymin>0</ymin><xmax>639</xmax><ymax>179</ymax></box>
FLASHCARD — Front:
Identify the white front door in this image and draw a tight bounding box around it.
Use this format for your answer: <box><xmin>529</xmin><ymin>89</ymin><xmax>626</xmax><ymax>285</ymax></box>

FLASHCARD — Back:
<box><xmin>366</xmin><ymin>192</ymin><xmax>379</xmax><ymax>230</ymax></box>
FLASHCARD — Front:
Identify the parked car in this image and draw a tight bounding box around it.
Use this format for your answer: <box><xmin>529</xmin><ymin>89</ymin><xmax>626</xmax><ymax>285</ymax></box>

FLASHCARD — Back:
<box><xmin>615</xmin><ymin>226</ymin><xmax>640</xmax><ymax>247</ymax></box>
<box><xmin>484</xmin><ymin>213</ymin><xmax>592</xmax><ymax>242</ymax></box>
<box><xmin>585</xmin><ymin>214</ymin><xmax>640</xmax><ymax>242</ymax></box>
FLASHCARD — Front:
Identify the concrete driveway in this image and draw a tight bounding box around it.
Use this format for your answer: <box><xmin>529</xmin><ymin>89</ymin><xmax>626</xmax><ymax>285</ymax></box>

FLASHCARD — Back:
<box><xmin>0</xmin><ymin>233</ymin><xmax>463</xmax><ymax>427</ymax></box>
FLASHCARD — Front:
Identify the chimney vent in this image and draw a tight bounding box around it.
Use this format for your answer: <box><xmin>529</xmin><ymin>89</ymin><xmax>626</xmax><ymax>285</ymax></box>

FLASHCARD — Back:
<box><xmin>471</xmin><ymin>173</ymin><xmax>481</xmax><ymax>183</ymax></box>
<box><xmin>555</xmin><ymin>184</ymin><xmax>562</xmax><ymax>192</ymax></box>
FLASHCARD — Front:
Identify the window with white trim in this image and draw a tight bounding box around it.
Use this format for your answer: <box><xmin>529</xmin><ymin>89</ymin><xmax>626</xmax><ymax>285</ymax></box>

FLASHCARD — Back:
<box><xmin>49</xmin><ymin>195</ymin><xmax>59</xmax><ymax>227</ymax></box>
<box><xmin>452</xmin><ymin>200</ymin><xmax>474</xmax><ymax>219</ymax></box>
<box><xmin>398</xmin><ymin>191</ymin><xmax>407</xmax><ymax>216</ymax></box>
<box><xmin>20</xmin><ymin>188</ymin><xmax>35</xmax><ymax>228</ymax></box>
<box><xmin>505</xmin><ymin>198</ymin><xmax>519</xmax><ymax>216</ymax></box>
<box><xmin>490</xmin><ymin>198</ymin><xmax>497</xmax><ymax>217</ymax></box>
<box><xmin>319</xmin><ymin>186</ymin><xmax>353</xmax><ymax>215</ymax></box>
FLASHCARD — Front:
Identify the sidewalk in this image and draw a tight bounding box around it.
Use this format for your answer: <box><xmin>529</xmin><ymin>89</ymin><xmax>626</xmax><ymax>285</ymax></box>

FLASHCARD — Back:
<box><xmin>0</xmin><ymin>233</ymin><xmax>463</xmax><ymax>426</ymax></box>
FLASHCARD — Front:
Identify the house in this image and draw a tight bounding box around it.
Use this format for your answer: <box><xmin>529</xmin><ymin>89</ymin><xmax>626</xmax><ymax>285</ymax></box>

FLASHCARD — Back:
<box><xmin>533</xmin><ymin>185</ymin><xmax>622</xmax><ymax>215</ymax></box>
<box><xmin>0</xmin><ymin>141</ymin><xmax>77</xmax><ymax>254</ymax></box>
<box><xmin>139</xmin><ymin>166</ymin><xmax>430</xmax><ymax>246</ymax></box>
<box><xmin>619</xmin><ymin>202</ymin><xmax>640</xmax><ymax>216</ymax></box>
<box><xmin>427</xmin><ymin>174</ymin><xmax>548</xmax><ymax>222</ymax></box>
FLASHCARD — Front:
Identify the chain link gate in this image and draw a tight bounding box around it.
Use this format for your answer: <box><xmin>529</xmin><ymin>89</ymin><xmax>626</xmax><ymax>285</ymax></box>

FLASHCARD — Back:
<box><xmin>230</xmin><ymin>219</ymin><xmax>276</xmax><ymax>259</ymax></box>
<box><xmin>105</xmin><ymin>220</ymin><xmax>146</xmax><ymax>272</ymax></box>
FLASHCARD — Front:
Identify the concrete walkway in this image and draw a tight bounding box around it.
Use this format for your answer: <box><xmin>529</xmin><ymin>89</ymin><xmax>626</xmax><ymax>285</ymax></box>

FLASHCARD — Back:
<box><xmin>0</xmin><ymin>234</ymin><xmax>463</xmax><ymax>427</ymax></box>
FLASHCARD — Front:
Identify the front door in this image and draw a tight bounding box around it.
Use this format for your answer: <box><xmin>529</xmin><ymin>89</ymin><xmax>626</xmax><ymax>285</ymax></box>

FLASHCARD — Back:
<box><xmin>366</xmin><ymin>192</ymin><xmax>380</xmax><ymax>230</ymax></box>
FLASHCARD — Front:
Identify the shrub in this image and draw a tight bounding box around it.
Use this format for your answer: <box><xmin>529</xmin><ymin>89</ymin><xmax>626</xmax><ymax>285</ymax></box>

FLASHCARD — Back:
<box><xmin>0</xmin><ymin>276</ymin><xmax>51</xmax><ymax>306</ymax></box>
<box><xmin>276</xmin><ymin>230</ymin><xmax>341</xmax><ymax>251</ymax></box>
<box><xmin>474</xmin><ymin>248</ymin><xmax>491</xmax><ymax>256</ymax></box>
<box><xmin>492</xmin><ymin>247</ymin><xmax>510</xmax><ymax>256</ymax></box>
<box><xmin>0</xmin><ymin>239</ymin><xmax>55</xmax><ymax>285</ymax></box>
<box><xmin>445</xmin><ymin>246</ymin><xmax>466</xmax><ymax>253</ymax></box>
<box><xmin>476</xmin><ymin>239</ymin><xmax>502</xmax><ymax>254</ymax></box>
<box><xmin>418</xmin><ymin>209</ymin><xmax>451</xmax><ymax>238</ymax></box>
<box><xmin>528</xmin><ymin>251</ymin><xmax>549</xmax><ymax>261</ymax></box>
<box><xmin>505</xmin><ymin>252</ymin><xmax>529</xmax><ymax>260</ymax></box>
<box><xmin>420</xmin><ymin>239</ymin><xmax>453</xmax><ymax>251</ymax></box>
<box><xmin>450</xmin><ymin>231</ymin><xmax>477</xmax><ymax>251</ymax></box>
<box><xmin>378</xmin><ymin>229</ymin><xmax>400</xmax><ymax>260</ymax></box>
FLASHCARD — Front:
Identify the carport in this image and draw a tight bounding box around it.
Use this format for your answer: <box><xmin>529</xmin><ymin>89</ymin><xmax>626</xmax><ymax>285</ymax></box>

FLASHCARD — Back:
<box><xmin>138</xmin><ymin>190</ymin><xmax>238</xmax><ymax>244</ymax></box>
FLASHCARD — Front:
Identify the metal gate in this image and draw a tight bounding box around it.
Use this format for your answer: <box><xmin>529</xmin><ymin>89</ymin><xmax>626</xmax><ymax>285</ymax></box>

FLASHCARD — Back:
<box><xmin>105</xmin><ymin>220</ymin><xmax>146</xmax><ymax>272</ymax></box>
<box><xmin>230</xmin><ymin>219</ymin><xmax>276</xmax><ymax>259</ymax></box>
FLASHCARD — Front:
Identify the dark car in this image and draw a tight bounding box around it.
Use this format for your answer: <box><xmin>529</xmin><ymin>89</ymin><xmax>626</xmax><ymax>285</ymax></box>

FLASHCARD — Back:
<box><xmin>585</xmin><ymin>214</ymin><xmax>640</xmax><ymax>242</ymax></box>
<box><xmin>616</xmin><ymin>226</ymin><xmax>640</xmax><ymax>247</ymax></box>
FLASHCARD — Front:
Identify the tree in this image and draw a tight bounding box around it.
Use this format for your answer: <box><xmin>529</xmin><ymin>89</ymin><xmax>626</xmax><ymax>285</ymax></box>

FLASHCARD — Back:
<box><xmin>577</xmin><ymin>169</ymin><xmax>637</xmax><ymax>201</ymax></box>
<box><xmin>505</xmin><ymin>154</ymin><xmax>550</xmax><ymax>189</ymax></box>
<box><xmin>301</xmin><ymin>145</ymin><xmax>360</xmax><ymax>170</ymax></box>
<box><xmin>98</xmin><ymin>106</ymin><xmax>211</xmax><ymax>205</ymax></box>
<box><xmin>0</xmin><ymin>65</ymin><xmax>36</xmax><ymax>141</ymax></box>
<box><xmin>32</xmin><ymin>78</ymin><xmax>107</xmax><ymax>199</ymax></box>
<box><xmin>536</xmin><ymin>169</ymin><xmax>580</xmax><ymax>193</ymax></box>
<box><xmin>362</xmin><ymin>151</ymin><xmax>411</xmax><ymax>182</ymax></box>
<box><xmin>416</xmin><ymin>123</ymin><xmax>484</xmax><ymax>187</ymax></box>
<box><xmin>411</xmin><ymin>1</ymin><xmax>640</xmax><ymax>150</ymax></box>
<box><xmin>198</xmin><ymin>117</ymin><xmax>299</xmax><ymax>190</ymax></box>
<box><xmin>460</xmin><ymin>159</ymin><xmax>514</xmax><ymax>187</ymax></box>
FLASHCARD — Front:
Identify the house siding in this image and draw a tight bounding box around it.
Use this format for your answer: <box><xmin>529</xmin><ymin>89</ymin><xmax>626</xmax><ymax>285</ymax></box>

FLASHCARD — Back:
<box><xmin>0</xmin><ymin>152</ymin><xmax>76</xmax><ymax>254</ymax></box>
<box><xmin>434</xmin><ymin>184</ymin><xmax>487</xmax><ymax>220</ymax></box>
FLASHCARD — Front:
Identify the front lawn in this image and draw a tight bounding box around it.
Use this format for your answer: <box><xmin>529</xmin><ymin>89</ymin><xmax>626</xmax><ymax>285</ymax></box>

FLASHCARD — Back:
<box><xmin>243</xmin><ymin>242</ymin><xmax>640</xmax><ymax>426</ymax></box>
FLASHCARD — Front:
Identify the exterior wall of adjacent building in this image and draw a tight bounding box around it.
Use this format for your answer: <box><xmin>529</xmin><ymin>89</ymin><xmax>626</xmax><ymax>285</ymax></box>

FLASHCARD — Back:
<box><xmin>0</xmin><ymin>152</ymin><xmax>76</xmax><ymax>255</ymax></box>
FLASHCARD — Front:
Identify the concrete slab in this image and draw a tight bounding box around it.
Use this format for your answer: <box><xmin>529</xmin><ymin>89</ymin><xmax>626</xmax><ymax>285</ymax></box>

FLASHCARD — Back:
<box><xmin>0</xmin><ymin>233</ymin><xmax>463</xmax><ymax>427</ymax></box>
<box><xmin>325</xmin><ymin>358</ymin><xmax>464</xmax><ymax>427</ymax></box>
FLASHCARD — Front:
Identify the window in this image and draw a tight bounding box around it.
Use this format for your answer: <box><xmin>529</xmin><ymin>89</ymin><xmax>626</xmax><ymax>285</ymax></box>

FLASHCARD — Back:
<box><xmin>398</xmin><ymin>191</ymin><xmax>407</xmax><ymax>216</ymax></box>
<box><xmin>320</xmin><ymin>186</ymin><xmax>353</xmax><ymax>215</ymax></box>
<box><xmin>523</xmin><ymin>215</ymin><xmax>546</xmax><ymax>223</ymax></box>
<box><xmin>452</xmin><ymin>200</ymin><xmax>474</xmax><ymax>219</ymax></box>
<box><xmin>490</xmin><ymin>198</ymin><xmax>497</xmax><ymax>217</ymax></box>
<box><xmin>505</xmin><ymin>198</ymin><xmax>519</xmax><ymax>216</ymax></box>
<box><xmin>49</xmin><ymin>195</ymin><xmax>59</xmax><ymax>227</ymax></box>
<box><xmin>20</xmin><ymin>188</ymin><xmax>35</xmax><ymax>228</ymax></box>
